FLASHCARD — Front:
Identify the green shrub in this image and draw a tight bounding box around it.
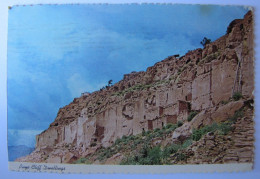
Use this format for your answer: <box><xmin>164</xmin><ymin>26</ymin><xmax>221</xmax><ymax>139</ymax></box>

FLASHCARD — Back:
<box><xmin>90</xmin><ymin>142</ymin><xmax>97</xmax><ymax>147</ymax></box>
<box><xmin>122</xmin><ymin>135</ymin><xmax>127</xmax><ymax>140</ymax></box>
<box><xmin>181</xmin><ymin>139</ymin><xmax>192</xmax><ymax>149</ymax></box>
<box><xmin>74</xmin><ymin>157</ymin><xmax>89</xmax><ymax>164</ymax></box>
<box><xmin>218</xmin><ymin>123</ymin><xmax>233</xmax><ymax>135</ymax></box>
<box><xmin>191</xmin><ymin>120</ymin><xmax>237</xmax><ymax>141</ymax></box>
<box><xmin>176</xmin><ymin>153</ymin><xmax>187</xmax><ymax>161</ymax></box>
<box><xmin>134</xmin><ymin>138</ymin><xmax>142</xmax><ymax>145</ymax></box>
<box><xmin>165</xmin><ymin>128</ymin><xmax>174</xmax><ymax>134</ymax></box>
<box><xmin>166</xmin><ymin>123</ymin><xmax>174</xmax><ymax>129</ymax></box>
<box><xmin>191</xmin><ymin>109</ymin><xmax>243</xmax><ymax>141</ymax></box>
<box><xmin>154</xmin><ymin>128</ymin><xmax>160</xmax><ymax>132</ymax></box>
<box><xmin>146</xmin><ymin>146</ymin><xmax>162</xmax><ymax>165</ymax></box>
<box><xmin>192</xmin><ymin>123</ymin><xmax>218</xmax><ymax>141</ymax></box>
<box><xmin>163</xmin><ymin>144</ymin><xmax>180</xmax><ymax>156</ymax></box>
<box><xmin>120</xmin><ymin>155</ymin><xmax>138</xmax><ymax>165</ymax></box>
<box><xmin>114</xmin><ymin>138</ymin><xmax>122</xmax><ymax>145</ymax></box>
<box><xmin>116</xmin><ymin>145</ymin><xmax>122</xmax><ymax>151</ymax></box>
<box><xmin>165</xmin><ymin>124</ymin><xmax>177</xmax><ymax>134</ymax></box>
<box><xmin>155</xmin><ymin>130</ymin><xmax>164</xmax><ymax>137</ymax></box>
<box><xmin>121</xmin><ymin>145</ymin><xmax>163</xmax><ymax>165</ymax></box>
<box><xmin>232</xmin><ymin>92</ymin><xmax>243</xmax><ymax>101</ymax></box>
<box><xmin>192</xmin><ymin>129</ymin><xmax>203</xmax><ymax>141</ymax></box>
<box><xmin>228</xmin><ymin>109</ymin><xmax>244</xmax><ymax>123</ymax></box>
<box><xmin>142</xmin><ymin>130</ymin><xmax>146</xmax><ymax>136</ymax></box>
<box><xmin>187</xmin><ymin>111</ymin><xmax>198</xmax><ymax>122</ymax></box>
<box><xmin>128</xmin><ymin>135</ymin><xmax>136</xmax><ymax>141</ymax></box>
<box><xmin>177</xmin><ymin>121</ymin><xmax>183</xmax><ymax>127</ymax></box>
<box><xmin>221</xmin><ymin>100</ymin><xmax>229</xmax><ymax>105</ymax></box>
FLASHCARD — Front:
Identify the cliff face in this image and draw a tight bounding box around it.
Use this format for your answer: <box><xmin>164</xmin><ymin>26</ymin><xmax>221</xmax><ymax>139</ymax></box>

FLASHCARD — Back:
<box><xmin>17</xmin><ymin>11</ymin><xmax>254</xmax><ymax>164</ymax></box>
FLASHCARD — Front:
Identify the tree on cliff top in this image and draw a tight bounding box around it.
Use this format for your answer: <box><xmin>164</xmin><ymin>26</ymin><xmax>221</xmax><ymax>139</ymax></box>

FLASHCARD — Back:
<box><xmin>108</xmin><ymin>80</ymin><xmax>113</xmax><ymax>87</ymax></box>
<box><xmin>200</xmin><ymin>37</ymin><xmax>211</xmax><ymax>48</ymax></box>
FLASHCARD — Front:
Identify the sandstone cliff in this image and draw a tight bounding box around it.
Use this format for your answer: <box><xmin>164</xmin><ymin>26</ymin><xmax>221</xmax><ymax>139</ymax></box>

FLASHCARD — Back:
<box><xmin>17</xmin><ymin>11</ymin><xmax>254</xmax><ymax>164</ymax></box>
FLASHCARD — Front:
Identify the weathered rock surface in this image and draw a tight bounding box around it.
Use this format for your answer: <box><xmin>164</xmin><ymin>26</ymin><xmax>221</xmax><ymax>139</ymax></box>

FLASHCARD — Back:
<box><xmin>177</xmin><ymin>108</ymin><xmax>254</xmax><ymax>164</ymax></box>
<box><xmin>16</xmin><ymin>11</ymin><xmax>254</xmax><ymax>164</ymax></box>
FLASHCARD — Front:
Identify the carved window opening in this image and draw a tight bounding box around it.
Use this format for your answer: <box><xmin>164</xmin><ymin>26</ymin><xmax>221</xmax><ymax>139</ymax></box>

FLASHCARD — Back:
<box><xmin>95</xmin><ymin>125</ymin><xmax>104</xmax><ymax>139</ymax></box>
<box><xmin>159</xmin><ymin>106</ymin><xmax>164</xmax><ymax>116</ymax></box>
<box><xmin>148</xmin><ymin>120</ymin><xmax>153</xmax><ymax>130</ymax></box>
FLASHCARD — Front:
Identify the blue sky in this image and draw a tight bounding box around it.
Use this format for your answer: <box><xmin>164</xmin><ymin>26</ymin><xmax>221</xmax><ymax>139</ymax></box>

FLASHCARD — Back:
<box><xmin>7</xmin><ymin>4</ymin><xmax>248</xmax><ymax>147</ymax></box>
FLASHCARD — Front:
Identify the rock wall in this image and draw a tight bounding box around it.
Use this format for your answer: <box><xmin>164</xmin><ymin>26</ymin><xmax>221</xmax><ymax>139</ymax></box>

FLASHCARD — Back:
<box><xmin>19</xmin><ymin>11</ymin><xmax>254</xmax><ymax>163</ymax></box>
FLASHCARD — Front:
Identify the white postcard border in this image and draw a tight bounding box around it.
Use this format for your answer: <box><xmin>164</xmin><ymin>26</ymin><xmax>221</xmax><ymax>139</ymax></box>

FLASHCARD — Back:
<box><xmin>9</xmin><ymin>162</ymin><xmax>253</xmax><ymax>174</ymax></box>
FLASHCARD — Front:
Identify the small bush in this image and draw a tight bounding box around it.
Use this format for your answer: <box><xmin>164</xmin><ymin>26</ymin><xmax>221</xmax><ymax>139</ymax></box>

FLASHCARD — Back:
<box><xmin>232</xmin><ymin>92</ymin><xmax>243</xmax><ymax>101</ymax></box>
<box><xmin>165</xmin><ymin>128</ymin><xmax>173</xmax><ymax>134</ymax></box>
<box><xmin>192</xmin><ymin>129</ymin><xmax>204</xmax><ymax>141</ymax></box>
<box><xmin>74</xmin><ymin>157</ymin><xmax>90</xmax><ymax>164</ymax></box>
<box><xmin>218</xmin><ymin>123</ymin><xmax>233</xmax><ymax>135</ymax></box>
<box><xmin>155</xmin><ymin>130</ymin><xmax>164</xmax><ymax>137</ymax></box>
<box><xmin>154</xmin><ymin>128</ymin><xmax>160</xmax><ymax>132</ymax></box>
<box><xmin>121</xmin><ymin>135</ymin><xmax>128</xmax><ymax>143</ymax></box>
<box><xmin>114</xmin><ymin>138</ymin><xmax>122</xmax><ymax>145</ymax></box>
<box><xmin>129</xmin><ymin>135</ymin><xmax>136</xmax><ymax>141</ymax></box>
<box><xmin>118</xmin><ymin>145</ymin><xmax>123</xmax><ymax>151</ymax></box>
<box><xmin>221</xmin><ymin>100</ymin><xmax>229</xmax><ymax>105</ymax></box>
<box><xmin>121</xmin><ymin>145</ymin><xmax>163</xmax><ymax>165</ymax></box>
<box><xmin>181</xmin><ymin>139</ymin><xmax>193</xmax><ymax>149</ymax></box>
<box><xmin>147</xmin><ymin>133</ymin><xmax>156</xmax><ymax>141</ymax></box>
<box><xmin>142</xmin><ymin>130</ymin><xmax>146</xmax><ymax>136</ymax></box>
<box><xmin>191</xmin><ymin>120</ymin><xmax>237</xmax><ymax>141</ymax></box>
<box><xmin>163</xmin><ymin>144</ymin><xmax>180</xmax><ymax>156</ymax></box>
<box><xmin>165</xmin><ymin>124</ymin><xmax>177</xmax><ymax>134</ymax></box>
<box><xmin>166</xmin><ymin>123</ymin><xmax>174</xmax><ymax>129</ymax></box>
<box><xmin>192</xmin><ymin>123</ymin><xmax>218</xmax><ymax>141</ymax></box>
<box><xmin>228</xmin><ymin>109</ymin><xmax>244</xmax><ymax>123</ymax></box>
<box><xmin>177</xmin><ymin>121</ymin><xmax>183</xmax><ymax>127</ymax></box>
<box><xmin>134</xmin><ymin>138</ymin><xmax>142</xmax><ymax>145</ymax></box>
<box><xmin>176</xmin><ymin>153</ymin><xmax>187</xmax><ymax>161</ymax></box>
<box><xmin>90</xmin><ymin>142</ymin><xmax>97</xmax><ymax>147</ymax></box>
<box><xmin>187</xmin><ymin>111</ymin><xmax>198</xmax><ymax>122</ymax></box>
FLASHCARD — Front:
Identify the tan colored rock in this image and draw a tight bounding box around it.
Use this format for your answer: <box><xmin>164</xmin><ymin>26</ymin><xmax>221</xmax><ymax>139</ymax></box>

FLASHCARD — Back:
<box><xmin>191</xmin><ymin>72</ymin><xmax>211</xmax><ymax>111</ymax></box>
<box><xmin>211</xmin><ymin>59</ymin><xmax>237</xmax><ymax>105</ymax></box>
<box><xmin>46</xmin><ymin>156</ymin><xmax>62</xmax><ymax>163</ymax></box>
<box><xmin>190</xmin><ymin>110</ymin><xmax>211</xmax><ymax>129</ymax></box>
<box><xmin>211</xmin><ymin>100</ymin><xmax>244</xmax><ymax>123</ymax></box>
<box><xmin>105</xmin><ymin>153</ymin><xmax>124</xmax><ymax>165</ymax></box>
<box><xmin>62</xmin><ymin>152</ymin><xmax>77</xmax><ymax>163</ymax></box>
<box><xmin>172</xmin><ymin>123</ymin><xmax>192</xmax><ymax>143</ymax></box>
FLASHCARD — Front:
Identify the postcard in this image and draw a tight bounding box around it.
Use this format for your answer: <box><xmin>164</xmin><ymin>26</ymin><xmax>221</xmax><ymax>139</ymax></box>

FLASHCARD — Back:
<box><xmin>7</xmin><ymin>3</ymin><xmax>254</xmax><ymax>173</ymax></box>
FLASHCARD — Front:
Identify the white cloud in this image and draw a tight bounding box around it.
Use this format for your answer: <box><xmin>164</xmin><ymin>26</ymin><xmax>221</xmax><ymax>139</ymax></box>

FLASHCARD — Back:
<box><xmin>8</xmin><ymin>129</ymin><xmax>42</xmax><ymax>147</ymax></box>
<box><xmin>67</xmin><ymin>73</ymin><xmax>105</xmax><ymax>98</ymax></box>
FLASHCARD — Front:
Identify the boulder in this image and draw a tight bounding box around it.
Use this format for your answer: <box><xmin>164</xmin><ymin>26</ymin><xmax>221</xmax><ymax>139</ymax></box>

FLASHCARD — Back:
<box><xmin>211</xmin><ymin>100</ymin><xmax>244</xmax><ymax>122</ymax></box>
<box><xmin>62</xmin><ymin>152</ymin><xmax>77</xmax><ymax>163</ymax></box>
<box><xmin>172</xmin><ymin>123</ymin><xmax>192</xmax><ymax>143</ymax></box>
